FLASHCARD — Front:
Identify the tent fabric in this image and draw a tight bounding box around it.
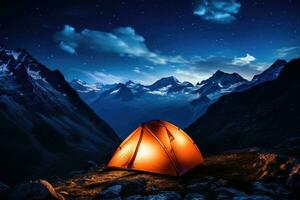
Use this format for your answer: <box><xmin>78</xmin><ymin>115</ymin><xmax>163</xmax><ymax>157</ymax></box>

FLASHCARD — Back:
<box><xmin>107</xmin><ymin>120</ymin><xmax>204</xmax><ymax>176</ymax></box>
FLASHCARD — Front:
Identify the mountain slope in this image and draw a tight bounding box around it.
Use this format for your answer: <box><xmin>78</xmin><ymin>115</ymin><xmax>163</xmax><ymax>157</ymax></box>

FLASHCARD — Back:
<box><xmin>186</xmin><ymin>58</ymin><xmax>300</xmax><ymax>154</ymax></box>
<box><xmin>235</xmin><ymin>59</ymin><xmax>287</xmax><ymax>92</ymax></box>
<box><xmin>0</xmin><ymin>46</ymin><xmax>120</xmax><ymax>184</ymax></box>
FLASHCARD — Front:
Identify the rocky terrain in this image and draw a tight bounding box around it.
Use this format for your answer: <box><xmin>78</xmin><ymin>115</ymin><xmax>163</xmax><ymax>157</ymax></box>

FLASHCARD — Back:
<box><xmin>1</xmin><ymin>151</ymin><xmax>300</xmax><ymax>199</ymax></box>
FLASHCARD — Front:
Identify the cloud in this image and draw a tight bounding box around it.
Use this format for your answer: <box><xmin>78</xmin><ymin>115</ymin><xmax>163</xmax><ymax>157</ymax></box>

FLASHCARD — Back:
<box><xmin>231</xmin><ymin>54</ymin><xmax>256</xmax><ymax>66</ymax></box>
<box><xmin>59</xmin><ymin>41</ymin><xmax>77</xmax><ymax>54</ymax></box>
<box><xmin>79</xmin><ymin>70</ymin><xmax>123</xmax><ymax>84</ymax></box>
<box><xmin>133</xmin><ymin>66</ymin><xmax>142</xmax><ymax>74</ymax></box>
<box><xmin>132</xmin><ymin>66</ymin><xmax>157</xmax><ymax>84</ymax></box>
<box><xmin>276</xmin><ymin>46</ymin><xmax>300</xmax><ymax>58</ymax></box>
<box><xmin>194</xmin><ymin>0</ymin><xmax>241</xmax><ymax>24</ymax></box>
<box><xmin>144</xmin><ymin>65</ymin><xmax>154</xmax><ymax>70</ymax></box>
<box><xmin>54</xmin><ymin>25</ymin><xmax>187</xmax><ymax>65</ymax></box>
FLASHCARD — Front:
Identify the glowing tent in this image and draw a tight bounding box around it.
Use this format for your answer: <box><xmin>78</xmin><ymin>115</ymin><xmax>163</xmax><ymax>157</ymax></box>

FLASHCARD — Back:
<box><xmin>107</xmin><ymin>120</ymin><xmax>204</xmax><ymax>176</ymax></box>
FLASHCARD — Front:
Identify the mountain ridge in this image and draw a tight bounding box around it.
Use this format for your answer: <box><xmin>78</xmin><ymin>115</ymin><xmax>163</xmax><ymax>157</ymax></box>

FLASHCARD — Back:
<box><xmin>186</xmin><ymin>58</ymin><xmax>300</xmax><ymax>154</ymax></box>
<box><xmin>0</xmin><ymin>46</ymin><xmax>120</xmax><ymax>184</ymax></box>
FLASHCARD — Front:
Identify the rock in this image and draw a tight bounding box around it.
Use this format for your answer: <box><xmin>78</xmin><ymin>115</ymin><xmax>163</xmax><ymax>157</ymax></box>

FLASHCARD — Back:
<box><xmin>251</xmin><ymin>182</ymin><xmax>275</xmax><ymax>196</ymax></box>
<box><xmin>251</xmin><ymin>181</ymin><xmax>290</xmax><ymax>197</ymax></box>
<box><xmin>286</xmin><ymin>163</ymin><xmax>300</xmax><ymax>190</ymax></box>
<box><xmin>94</xmin><ymin>185</ymin><xmax>122</xmax><ymax>199</ymax></box>
<box><xmin>145</xmin><ymin>191</ymin><xmax>181</xmax><ymax>200</ymax></box>
<box><xmin>214</xmin><ymin>187</ymin><xmax>247</xmax><ymax>198</ymax></box>
<box><xmin>216</xmin><ymin>179</ymin><xmax>228</xmax><ymax>187</ymax></box>
<box><xmin>124</xmin><ymin>195</ymin><xmax>144</xmax><ymax>200</ymax></box>
<box><xmin>93</xmin><ymin>179</ymin><xmax>145</xmax><ymax>199</ymax></box>
<box><xmin>10</xmin><ymin>179</ymin><xmax>64</xmax><ymax>200</ymax></box>
<box><xmin>119</xmin><ymin>179</ymin><xmax>146</xmax><ymax>197</ymax></box>
<box><xmin>209</xmin><ymin>179</ymin><xmax>229</xmax><ymax>191</ymax></box>
<box><xmin>233</xmin><ymin>195</ymin><xmax>274</xmax><ymax>200</ymax></box>
<box><xmin>186</xmin><ymin>182</ymin><xmax>209</xmax><ymax>193</ymax></box>
<box><xmin>258</xmin><ymin>153</ymin><xmax>278</xmax><ymax>172</ymax></box>
<box><xmin>185</xmin><ymin>193</ymin><xmax>206</xmax><ymax>200</ymax></box>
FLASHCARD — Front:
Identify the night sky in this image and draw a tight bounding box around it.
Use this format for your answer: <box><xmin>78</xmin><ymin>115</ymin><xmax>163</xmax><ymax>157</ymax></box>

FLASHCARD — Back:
<box><xmin>0</xmin><ymin>0</ymin><xmax>299</xmax><ymax>84</ymax></box>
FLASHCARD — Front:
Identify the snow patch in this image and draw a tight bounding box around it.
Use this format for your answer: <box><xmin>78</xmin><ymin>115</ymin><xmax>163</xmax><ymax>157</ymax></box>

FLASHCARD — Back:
<box><xmin>0</xmin><ymin>63</ymin><xmax>8</xmax><ymax>72</ymax></box>
<box><xmin>26</xmin><ymin>68</ymin><xmax>47</xmax><ymax>82</ymax></box>
<box><xmin>147</xmin><ymin>90</ymin><xmax>167</xmax><ymax>96</ymax></box>
<box><xmin>110</xmin><ymin>88</ymin><xmax>120</xmax><ymax>94</ymax></box>
<box><xmin>5</xmin><ymin>50</ymin><xmax>21</xmax><ymax>60</ymax></box>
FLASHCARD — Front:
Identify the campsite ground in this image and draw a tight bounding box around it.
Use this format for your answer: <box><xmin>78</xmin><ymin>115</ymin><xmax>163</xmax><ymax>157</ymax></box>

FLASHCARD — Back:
<box><xmin>2</xmin><ymin>151</ymin><xmax>300</xmax><ymax>199</ymax></box>
<box><xmin>50</xmin><ymin>151</ymin><xmax>300</xmax><ymax>200</ymax></box>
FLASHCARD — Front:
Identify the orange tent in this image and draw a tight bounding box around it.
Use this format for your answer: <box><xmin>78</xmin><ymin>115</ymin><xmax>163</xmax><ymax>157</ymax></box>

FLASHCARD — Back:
<box><xmin>107</xmin><ymin>120</ymin><xmax>204</xmax><ymax>176</ymax></box>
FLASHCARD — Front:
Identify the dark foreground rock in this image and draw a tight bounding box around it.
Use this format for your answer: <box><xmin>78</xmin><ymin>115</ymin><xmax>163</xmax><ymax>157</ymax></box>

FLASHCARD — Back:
<box><xmin>8</xmin><ymin>179</ymin><xmax>64</xmax><ymax>200</ymax></box>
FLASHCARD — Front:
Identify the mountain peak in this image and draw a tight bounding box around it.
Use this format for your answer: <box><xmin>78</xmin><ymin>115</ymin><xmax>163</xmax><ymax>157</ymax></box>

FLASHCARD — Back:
<box><xmin>125</xmin><ymin>80</ymin><xmax>137</xmax><ymax>86</ymax></box>
<box><xmin>214</xmin><ymin>70</ymin><xmax>227</xmax><ymax>75</ymax></box>
<box><xmin>273</xmin><ymin>59</ymin><xmax>287</xmax><ymax>66</ymax></box>
<box><xmin>160</xmin><ymin>76</ymin><xmax>179</xmax><ymax>82</ymax></box>
<box><xmin>149</xmin><ymin>76</ymin><xmax>180</xmax><ymax>89</ymax></box>
<box><xmin>212</xmin><ymin>70</ymin><xmax>241</xmax><ymax>78</ymax></box>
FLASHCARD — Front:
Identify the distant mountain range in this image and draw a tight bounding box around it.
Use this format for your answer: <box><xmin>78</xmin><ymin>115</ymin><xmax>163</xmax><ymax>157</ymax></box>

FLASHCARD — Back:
<box><xmin>0</xmin><ymin>46</ymin><xmax>119</xmax><ymax>184</ymax></box>
<box><xmin>71</xmin><ymin>60</ymin><xmax>286</xmax><ymax>138</ymax></box>
<box><xmin>186</xmin><ymin>58</ymin><xmax>300</xmax><ymax>155</ymax></box>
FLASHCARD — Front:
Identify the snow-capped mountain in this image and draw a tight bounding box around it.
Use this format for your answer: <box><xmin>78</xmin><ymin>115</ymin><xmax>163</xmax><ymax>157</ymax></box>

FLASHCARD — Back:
<box><xmin>148</xmin><ymin>76</ymin><xmax>194</xmax><ymax>94</ymax></box>
<box><xmin>235</xmin><ymin>59</ymin><xmax>287</xmax><ymax>92</ymax></box>
<box><xmin>0</xmin><ymin>46</ymin><xmax>119</xmax><ymax>184</ymax></box>
<box><xmin>70</xmin><ymin>61</ymin><xmax>284</xmax><ymax>139</ymax></box>
<box><xmin>101</xmin><ymin>83</ymin><xmax>136</xmax><ymax>101</ymax></box>
<box><xmin>195</xmin><ymin>70</ymin><xmax>248</xmax><ymax>99</ymax></box>
<box><xmin>69</xmin><ymin>79</ymin><xmax>100</xmax><ymax>93</ymax></box>
<box><xmin>71</xmin><ymin>72</ymin><xmax>248</xmax><ymax>138</ymax></box>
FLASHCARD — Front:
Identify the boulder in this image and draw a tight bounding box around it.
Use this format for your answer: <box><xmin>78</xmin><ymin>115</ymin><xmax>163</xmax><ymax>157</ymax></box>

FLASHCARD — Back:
<box><xmin>251</xmin><ymin>181</ymin><xmax>290</xmax><ymax>197</ymax></box>
<box><xmin>10</xmin><ymin>179</ymin><xmax>64</xmax><ymax>200</ymax></box>
<box><xmin>94</xmin><ymin>179</ymin><xmax>146</xmax><ymax>199</ymax></box>
<box><xmin>145</xmin><ymin>191</ymin><xmax>181</xmax><ymax>200</ymax></box>
<box><xmin>94</xmin><ymin>184</ymin><xmax>122</xmax><ymax>199</ymax></box>
<box><xmin>186</xmin><ymin>182</ymin><xmax>209</xmax><ymax>193</ymax></box>
<box><xmin>214</xmin><ymin>187</ymin><xmax>247</xmax><ymax>199</ymax></box>
<box><xmin>185</xmin><ymin>193</ymin><xmax>206</xmax><ymax>200</ymax></box>
<box><xmin>124</xmin><ymin>195</ymin><xmax>144</xmax><ymax>200</ymax></box>
<box><xmin>286</xmin><ymin>163</ymin><xmax>300</xmax><ymax>190</ymax></box>
<box><xmin>233</xmin><ymin>195</ymin><xmax>274</xmax><ymax>200</ymax></box>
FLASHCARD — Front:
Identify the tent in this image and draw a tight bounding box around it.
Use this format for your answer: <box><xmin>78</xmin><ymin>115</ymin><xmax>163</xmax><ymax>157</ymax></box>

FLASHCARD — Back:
<box><xmin>107</xmin><ymin>120</ymin><xmax>204</xmax><ymax>176</ymax></box>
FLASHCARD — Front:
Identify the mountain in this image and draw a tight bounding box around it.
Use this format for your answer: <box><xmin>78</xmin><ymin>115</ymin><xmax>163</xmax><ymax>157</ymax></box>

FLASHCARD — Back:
<box><xmin>69</xmin><ymin>79</ymin><xmax>100</xmax><ymax>93</ymax></box>
<box><xmin>235</xmin><ymin>59</ymin><xmax>287</xmax><ymax>92</ymax></box>
<box><xmin>148</xmin><ymin>76</ymin><xmax>194</xmax><ymax>94</ymax></box>
<box><xmin>0</xmin><ymin>46</ymin><xmax>120</xmax><ymax>184</ymax></box>
<box><xmin>100</xmin><ymin>83</ymin><xmax>136</xmax><ymax>101</ymax></box>
<box><xmin>186</xmin><ymin>58</ymin><xmax>300</xmax><ymax>155</ymax></box>
<box><xmin>71</xmin><ymin>72</ymin><xmax>250</xmax><ymax>138</ymax></box>
<box><xmin>195</xmin><ymin>70</ymin><xmax>248</xmax><ymax>100</ymax></box>
<box><xmin>69</xmin><ymin>79</ymin><xmax>102</xmax><ymax>103</ymax></box>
